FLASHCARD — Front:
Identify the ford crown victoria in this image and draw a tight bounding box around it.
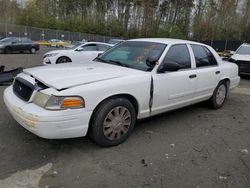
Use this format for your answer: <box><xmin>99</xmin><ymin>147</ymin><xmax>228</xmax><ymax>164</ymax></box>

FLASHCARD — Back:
<box><xmin>4</xmin><ymin>38</ymin><xmax>240</xmax><ymax>146</ymax></box>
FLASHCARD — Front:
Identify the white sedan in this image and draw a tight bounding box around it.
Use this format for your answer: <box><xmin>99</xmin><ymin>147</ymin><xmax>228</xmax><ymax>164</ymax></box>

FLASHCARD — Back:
<box><xmin>4</xmin><ymin>38</ymin><xmax>240</xmax><ymax>146</ymax></box>
<box><xmin>43</xmin><ymin>42</ymin><xmax>113</xmax><ymax>65</ymax></box>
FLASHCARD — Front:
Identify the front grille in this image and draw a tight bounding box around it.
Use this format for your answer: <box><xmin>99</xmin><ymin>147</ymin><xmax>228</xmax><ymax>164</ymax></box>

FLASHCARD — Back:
<box><xmin>236</xmin><ymin>61</ymin><xmax>250</xmax><ymax>73</ymax></box>
<box><xmin>13</xmin><ymin>77</ymin><xmax>34</xmax><ymax>101</ymax></box>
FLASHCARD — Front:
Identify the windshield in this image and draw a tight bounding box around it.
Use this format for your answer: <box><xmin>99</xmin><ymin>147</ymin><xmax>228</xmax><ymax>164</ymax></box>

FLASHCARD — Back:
<box><xmin>95</xmin><ymin>41</ymin><xmax>167</xmax><ymax>71</ymax></box>
<box><xmin>236</xmin><ymin>46</ymin><xmax>250</xmax><ymax>55</ymax></box>
<box><xmin>0</xmin><ymin>37</ymin><xmax>14</xmax><ymax>43</ymax></box>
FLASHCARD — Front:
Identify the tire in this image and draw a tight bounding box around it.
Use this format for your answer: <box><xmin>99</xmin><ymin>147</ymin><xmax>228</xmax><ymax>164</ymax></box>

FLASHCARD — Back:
<box><xmin>56</xmin><ymin>56</ymin><xmax>71</xmax><ymax>64</ymax></box>
<box><xmin>89</xmin><ymin>98</ymin><xmax>136</xmax><ymax>147</ymax></box>
<box><xmin>30</xmin><ymin>47</ymin><xmax>36</xmax><ymax>54</ymax></box>
<box><xmin>209</xmin><ymin>81</ymin><xmax>228</xmax><ymax>109</ymax></box>
<box><xmin>4</xmin><ymin>47</ymin><xmax>11</xmax><ymax>54</ymax></box>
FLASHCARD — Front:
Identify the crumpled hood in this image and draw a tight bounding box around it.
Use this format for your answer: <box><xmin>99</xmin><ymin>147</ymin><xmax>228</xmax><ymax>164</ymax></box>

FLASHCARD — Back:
<box><xmin>23</xmin><ymin>62</ymin><xmax>143</xmax><ymax>90</ymax></box>
<box><xmin>231</xmin><ymin>54</ymin><xmax>250</xmax><ymax>61</ymax></box>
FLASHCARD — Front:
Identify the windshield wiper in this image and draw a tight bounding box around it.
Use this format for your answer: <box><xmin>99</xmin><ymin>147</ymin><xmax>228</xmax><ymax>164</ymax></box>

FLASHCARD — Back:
<box><xmin>94</xmin><ymin>57</ymin><xmax>108</xmax><ymax>63</ymax></box>
<box><xmin>95</xmin><ymin>57</ymin><xmax>130</xmax><ymax>68</ymax></box>
<box><xmin>108</xmin><ymin>60</ymin><xmax>130</xmax><ymax>68</ymax></box>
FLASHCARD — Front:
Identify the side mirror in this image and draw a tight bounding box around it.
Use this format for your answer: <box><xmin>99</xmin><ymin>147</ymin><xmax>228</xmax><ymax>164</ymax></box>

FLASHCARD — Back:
<box><xmin>158</xmin><ymin>61</ymin><xmax>180</xmax><ymax>73</ymax></box>
<box><xmin>75</xmin><ymin>47</ymin><xmax>84</xmax><ymax>51</ymax></box>
<box><xmin>12</xmin><ymin>41</ymin><xmax>17</xmax><ymax>44</ymax></box>
<box><xmin>146</xmin><ymin>57</ymin><xmax>158</xmax><ymax>68</ymax></box>
<box><xmin>97</xmin><ymin>53</ymin><xmax>103</xmax><ymax>57</ymax></box>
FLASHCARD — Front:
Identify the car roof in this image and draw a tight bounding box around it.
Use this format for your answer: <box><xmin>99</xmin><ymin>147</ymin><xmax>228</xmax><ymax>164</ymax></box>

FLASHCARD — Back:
<box><xmin>128</xmin><ymin>38</ymin><xmax>203</xmax><ymax>45</ymax></box>
<box><xmin>84</xmin><ymin>42</ymin><xmax>113</xmax><ymax>46</ymax></box>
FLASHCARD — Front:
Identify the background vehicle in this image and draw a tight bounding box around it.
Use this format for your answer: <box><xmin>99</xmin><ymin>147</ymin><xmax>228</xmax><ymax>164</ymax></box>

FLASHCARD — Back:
<box><xmin>4</xmin><ymin>38</ymin><xmax>240</xmax><ymax>146</ymax></box>
<box><xmin>229</xmin><ymin>43</ymin><xmax>250</xmax><ymax>75</ymax></box>
<box><xmin>108</xmin><ymin>39</ymin><xmax>125</xmax><ymax>45</ymax></box>
<box><xmin>0</xmin><ymin>37</ymin><xmax>39</xmax><ymax>54</ymax></box>
<box><xmin>65</xmin><ymin>41</ymin><xmax>86</xmax><ymax>49</ymax></box>
<box><xmin>43</xmin><ymin>42</ymin><xmax>113</xmax><ymax>64</ymax></box>
<box><xmin>48</xmin><ymin>39</ymin><xmax>70</xmax><ymax>48</ymax></box>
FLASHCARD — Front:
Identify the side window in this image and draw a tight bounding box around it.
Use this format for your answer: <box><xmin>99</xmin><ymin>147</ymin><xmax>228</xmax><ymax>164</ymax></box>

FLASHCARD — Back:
<box><xmin>191</xmin><ymin>45</ymin><xmax>217</xmax><ymax>67</ymax></box>
<box><xmin>81</xmin><ymin>44</ymin><xmax>97</xmax><ymax>51</ymax></box>
<box><xmin>21</xmin><ymin>38</ymin><xmax>29</xmax><ymax>43</ymax></box>
<box><xmin>98</xmin><ymin>44</ymin><xmax>111</xmax><ymax>51</ymax></box>
<box><xmin>163</xmin><ymin>44</ymin><xmax>191</xmax><ymax>69</ymax></box>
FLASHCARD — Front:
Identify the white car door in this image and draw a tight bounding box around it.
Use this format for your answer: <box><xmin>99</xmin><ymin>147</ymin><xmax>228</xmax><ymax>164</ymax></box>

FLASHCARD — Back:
<box><xmin>151</xmin><ymin>44</ymin><xmax>198</xmax><ymax>115</ymax></box>
<box><xmin>190</xmin><ymin>44</ymin><xmax>221</xmax><ymax>99</ymax></box>
<box><xmin>72</xmin><ymin>44</ymin><xmax>99</xmax><ymax>63</ymax></box>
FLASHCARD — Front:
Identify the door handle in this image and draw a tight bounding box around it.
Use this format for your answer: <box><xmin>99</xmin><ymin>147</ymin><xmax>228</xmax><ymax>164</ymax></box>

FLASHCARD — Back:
<box><xmin>189</xmin><ymin>74</ymin><xmax>197</xmax><ymax>79</ymax></box>
<box><xmin>215</xmin><ymin>71</ymin><xmax>221</xmax><ymax>75</ymax></box>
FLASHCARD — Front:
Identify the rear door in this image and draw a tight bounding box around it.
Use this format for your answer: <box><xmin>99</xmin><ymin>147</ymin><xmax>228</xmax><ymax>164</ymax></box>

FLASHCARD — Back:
<box><xmin>190</xmin><ymin>44</ymin><xmax>221</xmax><ymax>99</ymax></box>
<box><xmin>152</xmin><ymin>44</ymin><xmax>198</xmax><ymax>115</ymax></box>
<box><xmin>21</xmin><ymin>38</ymin><xmax>32</xmax><ymax>51</ymax></box>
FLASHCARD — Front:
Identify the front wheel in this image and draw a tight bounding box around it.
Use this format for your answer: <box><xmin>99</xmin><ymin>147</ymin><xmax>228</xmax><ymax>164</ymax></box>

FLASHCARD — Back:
<box><xmin>209</xmin><ymin>81</ymin><xmax>228</xmax><ymax>109</ymax></box>
<box><xmin>56</xmin><ymin>56</ymin><xmax>71</xmax><ymax>64</ymax></box>
<box><xmin>89</xmin><ymin>98</ymin><xmax>136</xmax><ymax>147</ymax></box>
<box><xmin>4</xmin><ymin>47</ymin><xmax>11</xmax><ymax>54</ymax></box>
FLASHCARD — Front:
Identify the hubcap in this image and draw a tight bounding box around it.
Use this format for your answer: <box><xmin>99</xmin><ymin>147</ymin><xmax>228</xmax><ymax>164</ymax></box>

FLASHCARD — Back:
<box><xmin>216</xmin><ymin>85</ymin><xmax>226</xmax><ymax>106</ymax></box>
<box><xmin>31</xmin><ymin>48</ymin><xmax>35</xmax><ymax>53</ymax></box>
<box><xmin>103</xmin><ymin>106</ymin><xmax>131</xmax><ymax>140</ymax></box>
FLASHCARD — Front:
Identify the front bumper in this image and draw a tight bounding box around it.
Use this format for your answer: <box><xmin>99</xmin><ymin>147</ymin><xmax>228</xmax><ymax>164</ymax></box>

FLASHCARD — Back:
<box><xmin>235</xmin><ymin>61</ymin><xmax>250</xmax><ymax>75</ymax></box>
<box><xmin>3</xmin><ymin>86</ymin><xmax>92</xmax><ymax>139</ymax></box>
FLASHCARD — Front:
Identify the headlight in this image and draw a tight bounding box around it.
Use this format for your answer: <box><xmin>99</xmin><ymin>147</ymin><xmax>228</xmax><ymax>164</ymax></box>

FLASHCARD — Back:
<box><xmin>33</xmin><ymin>92</ymin><xmax>85</xmax><ymax>110</ymax></box>
<box><xmin>44</xmin><ymin>53</ymin><xmax>59</xmax><ymax>58</ymax></box>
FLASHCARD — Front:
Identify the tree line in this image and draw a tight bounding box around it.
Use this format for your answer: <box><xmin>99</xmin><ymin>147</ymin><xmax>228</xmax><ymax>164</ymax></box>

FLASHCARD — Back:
<box><xmin>0</xmin><ymin>0</ymin><xmax>250</xmax><ymax>41</ymax></box>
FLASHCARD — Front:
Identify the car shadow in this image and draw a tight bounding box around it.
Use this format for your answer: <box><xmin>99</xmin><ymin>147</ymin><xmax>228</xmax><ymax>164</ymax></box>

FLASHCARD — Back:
<box><xmin>240</xmin><ymin>75</ymin><xmax>250</xmax><ymax>80</ymax></box>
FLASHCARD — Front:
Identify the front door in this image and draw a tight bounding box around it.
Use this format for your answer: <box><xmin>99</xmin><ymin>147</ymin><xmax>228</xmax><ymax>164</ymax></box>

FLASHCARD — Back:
<box><xmin>152</xmin><ymin>44</ymin><xmax>198</xmax><ymax>115</ymax></box>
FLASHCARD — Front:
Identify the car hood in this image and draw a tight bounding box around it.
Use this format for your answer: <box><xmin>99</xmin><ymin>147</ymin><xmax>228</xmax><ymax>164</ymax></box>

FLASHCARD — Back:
<box><xmin>44</xmin><ymin>49</ymin><xmax>74</xmax><ymax>55</ymax></box>
<box><xmin>23</xmin><ymin>62</ymin><xmax>144</xmax><ymax>90</ymax></box>
<box><xmin>231</xmin><ymin>54</ymin><xmax>250</xmax><ymax>61</ymax></box>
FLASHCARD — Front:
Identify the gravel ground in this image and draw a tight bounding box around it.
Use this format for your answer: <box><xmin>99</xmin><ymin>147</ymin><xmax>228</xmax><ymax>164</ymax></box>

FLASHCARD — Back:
<box><xmin>0</xmin><ymin>48</ymin><xmax>250</xmax><ymax>188</ymax></box>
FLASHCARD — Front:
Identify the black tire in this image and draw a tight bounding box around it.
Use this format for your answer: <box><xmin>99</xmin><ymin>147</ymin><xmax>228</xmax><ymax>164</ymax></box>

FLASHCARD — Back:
<box><xmin>89</xmin><ymin>98</ymin><xmax>136</xmax><ymax>147</ymax></box>
<box><xmin>209</xmin><ymin>81</ymin><xmax>228</xmax><ymax>109</ymax></box>
<box><xmin>56</xmin><ymin>56</ymin><xmax>71</xmax><ymax>64</ymax></box>
<box><xmin>4</xmin><ymin>47</ymin><xmax>11</xmax><ymax>54</ymax></box>
<box><xmin>30</xmin><ymin>47</ymin><xmax>36</xmax><ymax>54</ymax></box>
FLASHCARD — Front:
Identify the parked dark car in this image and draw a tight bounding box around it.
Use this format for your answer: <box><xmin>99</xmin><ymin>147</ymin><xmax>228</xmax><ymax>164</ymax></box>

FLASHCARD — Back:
<box><xmin>0</xmin><ymin>37</ymin><xmax>39</xmax><ymax>54</ymax></box>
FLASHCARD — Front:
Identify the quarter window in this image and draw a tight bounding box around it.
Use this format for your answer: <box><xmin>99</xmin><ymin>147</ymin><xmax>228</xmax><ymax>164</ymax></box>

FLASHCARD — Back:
<box><xmin>191</xmin><ymin>45</ymin><xmax>217</xmax><ymax>67</ymax></box>
<box><xmin>163</xmin><ymin>44</ymin><xmax>191</xmax><ymax>69</ymax></box>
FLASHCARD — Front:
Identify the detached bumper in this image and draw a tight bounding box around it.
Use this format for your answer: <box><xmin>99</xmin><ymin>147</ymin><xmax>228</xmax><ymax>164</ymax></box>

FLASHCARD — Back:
<box><xmin>3</xmin><ymin>86</ymin><xmax>92</xmax><ymax>139</ymax></box>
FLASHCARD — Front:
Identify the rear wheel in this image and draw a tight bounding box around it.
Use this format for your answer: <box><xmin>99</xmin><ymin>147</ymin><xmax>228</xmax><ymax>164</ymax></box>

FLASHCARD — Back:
<box><xmin>209</xmin><ymin>81</ymin><xmax>228</xmax><ymax>109</ymax></box>
<box><xmin>56</xmin><ymin>56</ymin><xmax>71</xmax><ymax>64</ymax></box>
<box><xmin>30</xmin><ymin>47</ymin><xmax>36</xmax><ymax>54</ymax></box>
<box><xmin>89</xmin><ymin>98</ymin><xmax>136</xmax><ymax>147</ymax></box>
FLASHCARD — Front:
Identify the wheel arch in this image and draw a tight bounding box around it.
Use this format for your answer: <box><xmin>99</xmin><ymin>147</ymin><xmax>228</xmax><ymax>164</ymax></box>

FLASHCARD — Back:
<box><xmin>220</xmin><ymin>78</ymin><xmax>230</xmax><ymax>88</ymax></box>
<box><xmin>56</xmin><ymin>56</ymin><xmax>72</xmax><ymax>64</ymax></box>
<box><xmin>89</xmin><ymin>93</ymin><xmax>139</xmax><ymax>127</ymax></box>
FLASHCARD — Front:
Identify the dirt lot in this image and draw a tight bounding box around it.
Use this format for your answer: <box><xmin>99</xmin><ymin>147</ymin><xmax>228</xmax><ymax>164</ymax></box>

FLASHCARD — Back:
<box><xmin>0</xmin><ymin>48</ymin><xmax>250</xmax><ymax>188</ymax></box>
